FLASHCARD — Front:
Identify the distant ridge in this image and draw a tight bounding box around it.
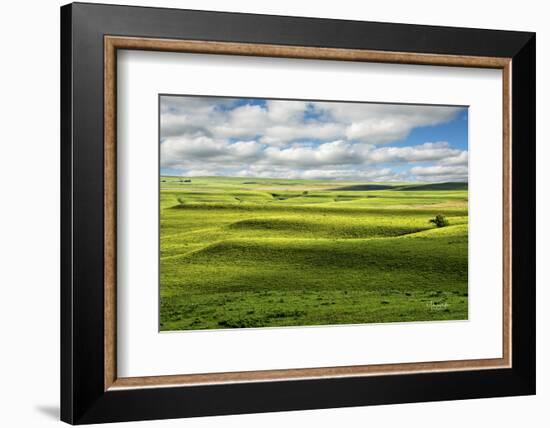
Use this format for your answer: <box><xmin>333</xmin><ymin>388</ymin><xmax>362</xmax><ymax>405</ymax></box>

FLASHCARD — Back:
<box><xmin>398</xmin><ymin>182</ymin><xmax>468</xmax><ymax>191</ymax></box>
<box><xmin>331</xmin><ymin>184</ymin><xmax>395</xmax><ymax>191</ymax></box>
<box><xmin>331</xmin><ymin>182</ymin><xmax>467</xmax><ymax>191</ymax></box>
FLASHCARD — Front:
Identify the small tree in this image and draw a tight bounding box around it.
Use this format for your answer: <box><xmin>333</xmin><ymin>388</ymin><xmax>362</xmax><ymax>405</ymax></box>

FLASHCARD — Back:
<box><xmin>429</xmin><ymin>214</ymin><xmax>449</xmax><ymax>228</ymax></box>
<box><xmin>302</xmin><ymin>191</ymin><xmax>309</xmax><ymax>196</ymax></box>
<box><xmin>177</xmin><ymin>196</ymin><xmax>185</xmax><ymax>205</ymax></box>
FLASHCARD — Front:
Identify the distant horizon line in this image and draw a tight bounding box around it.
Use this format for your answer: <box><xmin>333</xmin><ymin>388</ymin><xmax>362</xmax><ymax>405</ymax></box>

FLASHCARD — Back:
<box><xmin>159</xmin><ymin>174</ymin><xmax>467</xmax><ymax>184</ymax></box>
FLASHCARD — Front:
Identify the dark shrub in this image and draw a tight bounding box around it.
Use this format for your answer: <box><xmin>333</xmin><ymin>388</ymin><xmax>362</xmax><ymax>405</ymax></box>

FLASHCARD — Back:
<box><xmin>429</xmin><ymin>214</ymin><xmax>449</xmax><ymax>228</ymax></box>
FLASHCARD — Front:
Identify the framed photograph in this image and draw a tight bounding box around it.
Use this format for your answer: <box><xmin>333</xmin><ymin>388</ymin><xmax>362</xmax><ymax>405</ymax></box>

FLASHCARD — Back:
<box><xmin>60</xmin><ymin>2</ymin><xmax>536</xmax><ymax>424</ymax></box>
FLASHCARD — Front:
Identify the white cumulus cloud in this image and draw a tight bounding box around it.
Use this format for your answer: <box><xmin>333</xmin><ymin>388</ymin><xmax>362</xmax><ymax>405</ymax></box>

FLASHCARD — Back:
<box><xmin>160</xmin><ymin>96</ymin><xmax>468</xmax><ymax>183</ymax></box>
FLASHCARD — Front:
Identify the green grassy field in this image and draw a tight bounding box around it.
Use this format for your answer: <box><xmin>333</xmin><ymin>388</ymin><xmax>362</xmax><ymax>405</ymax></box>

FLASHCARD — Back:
<box><xmin>160</xmin><ymin>176</ymin><xmax>468</xmax><ymax>331</ymax></box>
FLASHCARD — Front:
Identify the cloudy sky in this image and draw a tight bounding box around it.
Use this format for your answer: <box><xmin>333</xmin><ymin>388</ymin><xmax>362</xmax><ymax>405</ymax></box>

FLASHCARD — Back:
<box><xmin>160</xmin><ymin>95</ymin><xmax>468</xmax><ymax>182</ymax></box>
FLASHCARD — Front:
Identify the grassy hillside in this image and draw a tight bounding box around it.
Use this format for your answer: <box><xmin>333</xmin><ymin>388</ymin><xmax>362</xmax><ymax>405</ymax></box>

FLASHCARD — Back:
<box><xmin>160</xmin><ymin>176</ymin><xmax>468</xmax><ymax>331</ymax></box>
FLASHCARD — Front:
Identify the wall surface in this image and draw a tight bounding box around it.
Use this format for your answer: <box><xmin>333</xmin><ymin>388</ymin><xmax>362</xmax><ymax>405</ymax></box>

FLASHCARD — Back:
<box><xmin>0</xmin><ymin>0</ymin><xmax>546</xmax><ymax>427</ymax></box>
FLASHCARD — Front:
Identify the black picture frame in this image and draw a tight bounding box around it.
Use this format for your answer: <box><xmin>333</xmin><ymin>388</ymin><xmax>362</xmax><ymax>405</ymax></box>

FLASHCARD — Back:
<box><xmin>61</xmin><ymin>2</ymin><xmax>535</xmax><ymax>424</ymax></box>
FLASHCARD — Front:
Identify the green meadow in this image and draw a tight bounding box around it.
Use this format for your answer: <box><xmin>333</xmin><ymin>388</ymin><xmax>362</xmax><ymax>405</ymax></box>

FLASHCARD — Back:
<box><xmin>160</xmin><ymin>176</ymin><xmax>468</xmax><ymax>331</ymax></box>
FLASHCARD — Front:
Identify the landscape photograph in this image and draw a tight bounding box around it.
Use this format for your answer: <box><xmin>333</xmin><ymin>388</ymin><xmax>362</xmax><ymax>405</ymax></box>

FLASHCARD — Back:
<box><xmin>159</xmin><ymin>95</ymin><xmax>469</xmax><ymax>331</ymax></box>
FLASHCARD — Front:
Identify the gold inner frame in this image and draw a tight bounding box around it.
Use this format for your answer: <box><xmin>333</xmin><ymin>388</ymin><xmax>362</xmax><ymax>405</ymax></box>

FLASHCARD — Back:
<box><xmin>104</xmin><ymin>35</ymin><xmax>512</xmax><ymax>391</ymax></box>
